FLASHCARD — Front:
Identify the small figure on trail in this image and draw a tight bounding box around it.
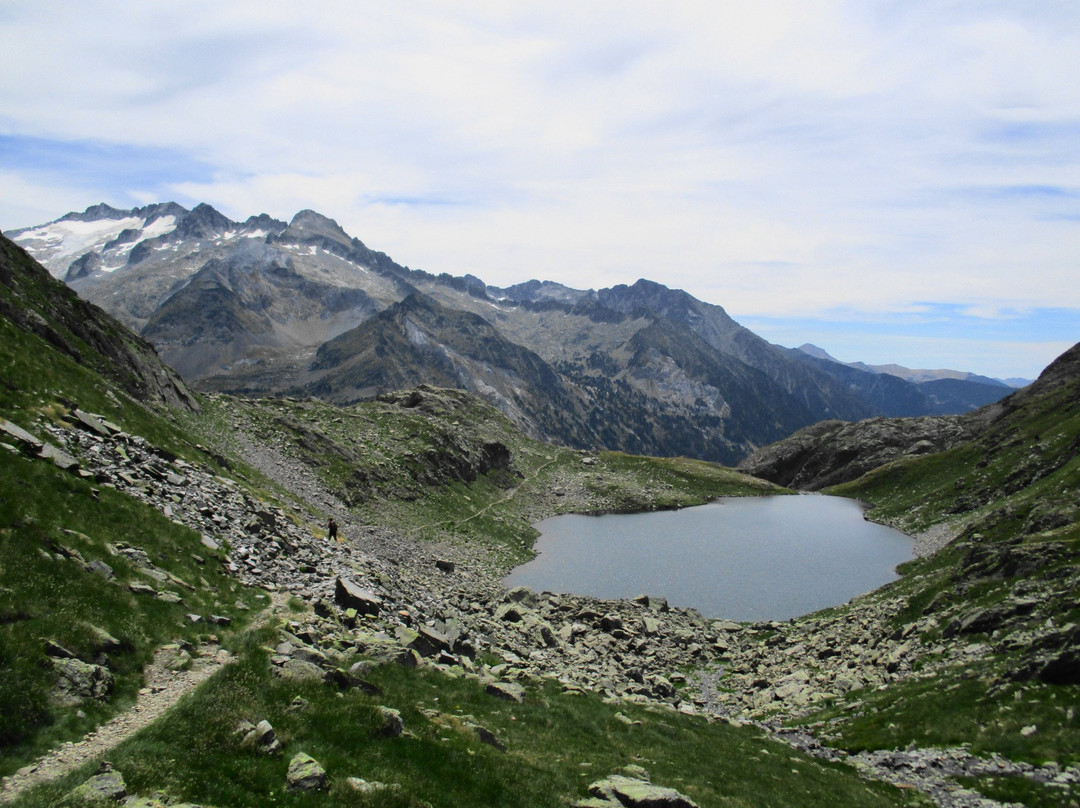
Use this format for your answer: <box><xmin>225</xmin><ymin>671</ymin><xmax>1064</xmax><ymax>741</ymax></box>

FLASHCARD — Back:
<box><xmin>328</xmin><ymin>517</ymin><xmax>339</xmax><ymax>542</ymax></box>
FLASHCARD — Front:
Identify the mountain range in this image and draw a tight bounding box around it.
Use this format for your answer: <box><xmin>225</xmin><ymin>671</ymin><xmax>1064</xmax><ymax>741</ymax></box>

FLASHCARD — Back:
<box><xmin>8</xmin><ymin>202</ymin><xmax>1018</xmax><ymax>463</ymax></box>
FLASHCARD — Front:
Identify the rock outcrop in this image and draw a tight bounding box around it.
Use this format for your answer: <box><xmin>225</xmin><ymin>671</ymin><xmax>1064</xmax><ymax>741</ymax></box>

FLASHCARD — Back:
<box><xmin>737</xmin><ymin>415</ymin><xmax>979</xmax><ymax>490</ymax></box>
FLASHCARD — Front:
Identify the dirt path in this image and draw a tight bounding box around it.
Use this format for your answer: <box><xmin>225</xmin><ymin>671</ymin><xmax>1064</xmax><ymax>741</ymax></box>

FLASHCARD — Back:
<box><xmin>0</xmin><ymin>591</ymin><xmax>289</xmax><ymax>805</ymax></box>
<box><xmin>0</xmin><ymin>642</ymin><xmax>233</xmax><ymax>804</ymax></box>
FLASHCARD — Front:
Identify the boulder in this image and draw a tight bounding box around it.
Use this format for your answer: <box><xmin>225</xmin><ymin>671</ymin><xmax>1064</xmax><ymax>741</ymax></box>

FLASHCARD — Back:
<box><xmin>51</xmin><ymin>657</ymin><xmax>114</xmax><ymax>706</ymax></box>
<box><xmin>586</xmin><ymin>773</ymin><xmax>699</xmax><ymax>808</ymax></box>
<box><xmin>471</xmin><ymin>723</ymin><xmax>507</xmax><ymax>751</ymax></box>
<box><xmin>85</xmin><ymin>623</ymin><xmax>121</xmax><ymax>653</ymax></box>
<box><xmin>334</xmin><ymin>577</ymin><xmax>382</xmax><ymax>616</ymax></box>
<box><xmin>0</xmin><ymin>418</ymin><xmax>43</xmax><ymax>452</ymax></box>
<box><xmin>40</xmin><ymin>442</ymin><xmax>80</xmax><ymax>471</ymax></box>
<box><xmin>505</xmin><ymin>585</ymin><xmax>537</xmax><ymax>605</ymax></box>
<box><xmin>274</xmin><ymin>658</ymin><xmax>325</xmax><ymax>680</ymax></box>
<box><xmin>285</xmin><ymin>752</ymin><xmax>327</xmax><ymax>792</ymax></box>
<box><xmin>238</xmin><ymin>719</ymin><xmax>281</xmax><ymax>755</ymax></box>
<box><xmin>73</xmin><ymin>409</ymin><xmax>112</xmax><ymax>437</ymax></box>
<box><xmin>87</xmin><ymin>560</ymin><xmax>115</xmax><ymax>580</ymax></box>
<box><xmin>68</xmin><ymin>763</ymin><xmax>126</xmax><ymax>803</ymax></box>
<box><xmin>396</xmin><ymin>624</ymin><xmax>454</xmax><ymax>657</ymax></box>
<box><xmin>495</xmin><ymin>604</ymin><xmax>524</xmax><ymax>623</ymax></box>
<box><xmin>485</xmin><ymin>680</ymin><xmax>525</xmax><ymax>703</ymax></box>
<box><xmin>346</xmin><ymin>777</ymin><xmax>401</xmax><ymax>795</ymax></box>
<box><xmin>376</xmin><ymin>706</ymin><xmax>404</xmax><ymax>737</ymax></box>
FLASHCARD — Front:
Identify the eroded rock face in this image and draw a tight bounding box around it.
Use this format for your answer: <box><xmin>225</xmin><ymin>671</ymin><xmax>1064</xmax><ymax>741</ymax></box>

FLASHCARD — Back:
<box><xmin>738</xmin><ymin>415</ymin><xmax>979</xmax><ymax>490</ymax></box>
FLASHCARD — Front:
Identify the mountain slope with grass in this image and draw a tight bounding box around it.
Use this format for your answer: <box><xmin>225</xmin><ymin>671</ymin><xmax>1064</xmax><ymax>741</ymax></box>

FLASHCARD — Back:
<box><xmin>2</xmin><ymin>232</ymin><xmax>929</xmax><ymax>808</ymax></box>
<box><xmin>725</xmin><ymin>343</ymin><xmax>1080</xmax><ymax>806</ymax></box>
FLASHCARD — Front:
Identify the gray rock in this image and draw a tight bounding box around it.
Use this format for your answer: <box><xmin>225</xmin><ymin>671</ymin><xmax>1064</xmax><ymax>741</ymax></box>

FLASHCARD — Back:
<box><xmin>0</xmin><ymin>418</ymin><xmax>43</xmax><ymax>452</ymax></box>
<box><xmin>68</xmin><ymin>763</ymin><xmax>126</xmax><ymax>803</ymax></box>
<box><xmin>45</xmin><ymin>639</ymin><xmax>76</xmax><ymax>658</ymax></box>
<box><xmin>397</xmin><ymin>623</ymin><xmax>454</xmax><ymax>657</ymax></box>
<box><xmin>86</xmin><ymin>623</ymin><xmax>121</xmax><ymax>653</ymax></box>
<box><xmin>495</xmin><ymin>604</ymin><xmax>524</xmax><ymax>623</ymax></box>
<box><xmin>586</xmin><ymin>773</ymin><xmax>699</xmax><ymax>808</ymax></box>
<box><xmin>40</xmin><ymin>442</ymin><xmax>80</xmax><ymax>470</ymax></box>
<box><xmin>274</xmin><ymin>658</ymin><xmax>325</xmax><ymax>680</ymax></box>
<box><xmin>505</xmin><ymin>585</ymin><xmax>537</xmax><ymax>605</ymax></box>
<box><xmin>345</xmin><ymin>777</ymin><xmax>401</xmax><ymax>795</ymax></box>
<box><xmin>485</xmin><ymin>680</ymin><xmax>525</xmax><ymax>703</ymax></box>
<box><xmin>87</xmin><ymin>559</ymin><xmax>115</xmax><ymax>580</ymax></box>
<box><xmin>285</xmin><ymin>752</ymin><xmax>327</xmax><ymax>792</ymax></box>
<box><xmin>73</xmin><ymin>409</ymin><xmax>112</xmax><ymax>437</ymax></box>
<box><xmin>334</xmin><ymin>577</ymin><xmax>382</xmax><ymax>616</ymax></box>
<box><xmin>377</xmin><ymin>706</ymin><xmax>404</xmax><ymax>737</ymax></box>
<box><xmin>472</xmin><ymin>723</ymin><xmax>507</xmax><ymax>751</ymax></box>
<box><xmin>51</xmin><ymin>657</ymin><xmax>114</xmax><ymax>706</ymax></box>
<box><xmin>254</xmin><ymin>719</ymin><xmax>281</xmax><ymax>754</ymax></box>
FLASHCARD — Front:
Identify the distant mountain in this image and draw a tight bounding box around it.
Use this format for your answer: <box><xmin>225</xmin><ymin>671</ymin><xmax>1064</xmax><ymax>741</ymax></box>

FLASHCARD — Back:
<box><xmin>6</xmin><ymin>203</ymin><xmax>1015</xmax><ymax>462</ymax></box>
<box><xmin>794</xmin><ymin>343</ymin><xmax>1018</xmax><ymax>415</ymax></box>
<box><xmin>741</xmin><ymin>341</ymin><xmax>1080</xmax><ymax>492</ymax></box>
<box><xmin>797</xmin><ymin>343</ymin><xmax>1025</xmax><ymax>387</ymax></box>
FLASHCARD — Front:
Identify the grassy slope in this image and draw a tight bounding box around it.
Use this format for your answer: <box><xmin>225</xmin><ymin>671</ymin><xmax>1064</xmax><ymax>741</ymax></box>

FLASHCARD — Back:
<box><xmin>799</xmin><ymin>366</ymin><xmax>1080</xmax><ymax>798</ymax></box>
<box><xmin>0</xmin><ymin>298</ymin><xmax>269</xmax><ymax>776</ymax></box>
<box><xmin>2</xmin><ymin>390</ymin><xmax>913</xmax><ymax>805</ymax></box>
<box><xmin>13</xmin><ymin>626</ymin><xmax>923</xmax><ymax>808</ymax></box>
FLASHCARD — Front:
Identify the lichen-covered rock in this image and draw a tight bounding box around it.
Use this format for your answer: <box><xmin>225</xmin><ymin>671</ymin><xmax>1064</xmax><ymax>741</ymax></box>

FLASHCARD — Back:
<box><xmin>345</xmin><ymin>777</ymin><xmax>402</xmax><ymax>795</ymax></box>
<box><xmin>485</xmin><ymin>680</ymin><xmax>525</xmax><ymax>703</ymax></box>
<box><xmin>583</xmin><ymin>772</ymin><xmax>699</xmax><ymax>808</ymax></box>
<box><xmin>51</xmin><ymin>657</ymin><xmax>114</xmax><ymax>706</ymax></box>
<box><xmin>285</xmin><ymin>752</ymin><xmax>327</xmax><ymax>792</ymax></box>
<box><xmin>68</xmin><ymin>763</ymin><xmax>126</xmax><ymax>803</ymax></box>
<box><xmin>376</xmin><ymin>706</ymin><xmax>404</xmax><ymax>737</ymax></box>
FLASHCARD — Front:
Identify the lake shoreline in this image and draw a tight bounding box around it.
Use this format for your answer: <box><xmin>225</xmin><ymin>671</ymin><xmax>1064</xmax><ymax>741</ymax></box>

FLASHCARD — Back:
<box><xmin>506</xmin><ymin>495</ymin><xmax>914</xmax><ymax>622</ymax></box>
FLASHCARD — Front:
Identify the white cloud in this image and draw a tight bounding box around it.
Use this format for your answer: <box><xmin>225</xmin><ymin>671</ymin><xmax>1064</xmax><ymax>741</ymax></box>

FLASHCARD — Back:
<box><xmin>1</xmin><ymin>1</ymin><xmax>1078</xmax><ymax>377</ymax></box>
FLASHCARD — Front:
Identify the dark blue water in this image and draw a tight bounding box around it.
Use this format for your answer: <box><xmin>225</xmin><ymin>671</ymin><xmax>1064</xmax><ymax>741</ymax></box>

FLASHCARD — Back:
<box><xmin>503</xmin><ymin>495</ymin><xmax>912</xmax><ymax>621</ymax></box>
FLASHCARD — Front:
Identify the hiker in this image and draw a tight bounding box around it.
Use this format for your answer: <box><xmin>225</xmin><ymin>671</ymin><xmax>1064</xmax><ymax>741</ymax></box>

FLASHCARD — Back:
<box><xmin>328</xmin><ymin>517</ymin><xmax>338</xmax><ymax>542</ymax></box>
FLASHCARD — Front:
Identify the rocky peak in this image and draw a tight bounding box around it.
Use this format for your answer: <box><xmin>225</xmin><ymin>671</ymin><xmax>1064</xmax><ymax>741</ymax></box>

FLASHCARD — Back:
<box><xmin>796</xmin><ymin>343</ymin><xmax>838</xmax><ymax>362</ymax></box>
<box><xmin>490</xmin><ymin>279</ymin><xmax>596</xmax><ymax>305</ymax></box>
<box><xmin>173</xmin><ymin>203</ymin><xmax>234</xmax><ymax>240</ymax></box>
<box><xmin>282</xmin><ymin>210</ymin><xmax>353</xmax><ymax>248</ymax></box>
<box><xmin>241</xmin><ymin>213</ymin><xmax>288</xmax><ymax>235</ymax></box>
<box><xmin>140</xmin><ymin>202</ymin><xmax>189</xmax><ymax>226</ymax></box>
<box><xmin>60</xmin><ymin>203</ymin><xmax>130</xmax><ymax>223</ymax></box>
<box><xmin>1028</xmin><ymin>341</ymin><xmax>1080</xmax><ymax>394</ymax></box>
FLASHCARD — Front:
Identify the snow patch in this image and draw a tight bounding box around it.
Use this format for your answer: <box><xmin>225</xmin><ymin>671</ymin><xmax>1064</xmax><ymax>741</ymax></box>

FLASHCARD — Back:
<box><xmin>11</xmin><ymin>213</ymin><xmax>178</xmax><ymax>278</ymax></box>
<box><xmin>140</xmin><ymin>215</ymin><xmax>176</xmax><ymax>240</ymax></box>
<box><xmin>13</xmin><ymin>217</ymin><xmax>142</xmax><ymax>277</ymax></box>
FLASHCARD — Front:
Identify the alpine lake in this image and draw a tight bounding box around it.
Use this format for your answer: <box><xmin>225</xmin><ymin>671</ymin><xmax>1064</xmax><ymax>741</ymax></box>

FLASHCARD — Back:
<box><xmin>504</xmin><ymin>495</ymin><xmax>913</xmax><ymax>622</ymax></box>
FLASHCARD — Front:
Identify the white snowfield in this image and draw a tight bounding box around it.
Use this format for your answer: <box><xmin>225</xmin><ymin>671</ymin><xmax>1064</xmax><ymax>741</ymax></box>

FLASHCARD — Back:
<box><xmin>14</xmin><ymin>215</ymin><xmax>178</xmax><ymax>278</ymax></box>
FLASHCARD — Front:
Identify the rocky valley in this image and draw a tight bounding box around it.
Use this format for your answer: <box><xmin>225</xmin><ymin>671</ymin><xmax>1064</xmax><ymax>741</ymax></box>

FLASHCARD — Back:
<box><xmin>1</xmin><ymin>228</ymin><xmax>1078</xmax><ymax>808</ymax></box>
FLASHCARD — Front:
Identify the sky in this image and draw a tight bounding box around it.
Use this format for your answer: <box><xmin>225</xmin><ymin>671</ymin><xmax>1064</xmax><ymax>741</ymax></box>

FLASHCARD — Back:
<box><xmin>1</xmin><ymin>1</ymin><xmax>1078</xmax><ymax>381</ymax></box>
